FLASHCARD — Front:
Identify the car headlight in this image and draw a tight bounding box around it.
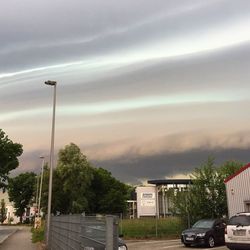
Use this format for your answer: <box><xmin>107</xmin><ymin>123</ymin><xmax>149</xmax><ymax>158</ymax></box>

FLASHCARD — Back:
<box><xmin>196</xmin><ymin>232</ymin><xmax>206</xmax><ymax>237</ymax></box>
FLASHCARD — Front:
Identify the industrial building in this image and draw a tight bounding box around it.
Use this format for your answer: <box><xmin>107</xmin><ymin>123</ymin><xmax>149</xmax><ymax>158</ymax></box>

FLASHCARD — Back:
<box><xmin>224</xmin><ymin>163</ymin><xmax>250</xmax><ymax>218</ymax></box>
<box><xmin>134</xmin><ymin>179</ymin><xmax>192</xmax><ymax>218</ymax></box>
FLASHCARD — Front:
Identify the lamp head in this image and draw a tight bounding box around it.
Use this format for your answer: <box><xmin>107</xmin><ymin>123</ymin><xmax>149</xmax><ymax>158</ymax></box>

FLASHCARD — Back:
<box><xmin>45</xmin><ymin>80</ymin><xmax>57</xmax><ymax>86</ymax></box>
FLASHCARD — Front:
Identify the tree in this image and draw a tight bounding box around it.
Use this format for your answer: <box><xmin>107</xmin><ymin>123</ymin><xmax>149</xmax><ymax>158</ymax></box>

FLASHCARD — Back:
<box><xmin>40</xmin><ymin>143</ymin><xmax>131</xmax><ymax>215</ymax></box>
<box><xmin>0</xmin><ymin>129</ymin><xmax>23</xmax><ymax>190</ymax></box>
<box><xmin>41</xmin><ymin>165</ymin><xmax>71</xmax><ymax>215</ymax></box>
<box><xmin>8</xmin><ymin>172</ymin><xmax>36</xmax><ymax>223</ymax></box>
<box><xmin>170</xmin><ymin>158</ymin><xmax>243</xmax><ymax>224</ymax></box>
<box><xmin>90</xmin><ymin>168</ymin><xmax>130</xmax><ymax>214</ymax></box>
<box><xmin>0</xmin><ymin>199</ymin><xmax>7</xmax><ymax>224</ymax></box>
<box><xmin>56</xmin><ymin>143</ymin><xmax>94</xmax><ymax>213</ymax></box>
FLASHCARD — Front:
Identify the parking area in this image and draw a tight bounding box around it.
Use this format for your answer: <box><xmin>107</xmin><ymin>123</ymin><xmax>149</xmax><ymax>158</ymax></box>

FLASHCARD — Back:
<box><xmin>126</xmin><ymin>239</ymin><xmax>228</xmax><ymax>250</ymax></box>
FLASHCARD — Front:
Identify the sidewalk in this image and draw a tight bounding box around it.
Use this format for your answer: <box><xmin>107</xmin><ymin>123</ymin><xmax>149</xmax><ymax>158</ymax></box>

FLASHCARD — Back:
<box><xmin>0</xmin><ymin>226</ymin><xmax>38</xmax><ymax>250</ymax></box>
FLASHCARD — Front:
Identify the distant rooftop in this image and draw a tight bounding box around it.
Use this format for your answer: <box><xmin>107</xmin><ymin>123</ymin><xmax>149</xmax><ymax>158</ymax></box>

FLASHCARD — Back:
<box><xmin>148</xmin><ymin>179</ymin><xmax>192</xmax><ymax>185</ymax></box>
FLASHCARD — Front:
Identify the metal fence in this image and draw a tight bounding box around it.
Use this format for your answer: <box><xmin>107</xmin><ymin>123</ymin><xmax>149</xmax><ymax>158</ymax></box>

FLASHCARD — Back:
<box><xmin>49</xmin><ymin>214</ymin><xmax>118</xmax><ymax>250</ymax></box>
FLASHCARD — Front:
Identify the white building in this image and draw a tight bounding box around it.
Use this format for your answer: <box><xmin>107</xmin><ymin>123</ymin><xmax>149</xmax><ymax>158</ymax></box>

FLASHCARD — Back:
<box><xmin>225</xmin><ymin>163</ymin><xmax>250</xmax><ymax>218</ymax></box>
<box><xmin>0</xmin><ymin>191</ymin><xmax>19</xmax><ymax>224</ymax></box>
<box><xmin>136</xmin><ymin>179</ymin><xmax>192</xmax><ymax>218</ymax></box>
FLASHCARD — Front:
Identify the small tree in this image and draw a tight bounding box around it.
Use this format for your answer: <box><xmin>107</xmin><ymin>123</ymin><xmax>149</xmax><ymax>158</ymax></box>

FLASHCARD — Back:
<box><xmin>8</xmin><ymin>172</ymin><xmax>36</xmax><ymax>223</ymax></box>
<box><xmin>0</xmin><ymin>199</ymin><xmax>7</xmax><ymax>224</ymax></box>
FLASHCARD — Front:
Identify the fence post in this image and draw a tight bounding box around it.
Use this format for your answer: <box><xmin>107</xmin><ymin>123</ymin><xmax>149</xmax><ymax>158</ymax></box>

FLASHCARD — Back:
<box><xmin>80</xmin><ymin>213</ymin><xmax>85</xmax><ymax>249</ymax></box>
<box><xmin>105</xmin><ymin>215</ymin><xmax>118</xmax><ymax>250</ymax></box>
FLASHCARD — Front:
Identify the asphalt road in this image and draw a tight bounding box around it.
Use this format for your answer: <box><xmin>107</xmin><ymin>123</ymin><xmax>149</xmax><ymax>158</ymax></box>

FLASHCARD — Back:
<box><xmin>126</xmin><ymin>239</ymin><xmax>229</xmax><ymax>250</ymax></box>
<box><xmin>0</xmin><ymin>226</ymin><xmax>17</xmax><ymax>244</ymax></box>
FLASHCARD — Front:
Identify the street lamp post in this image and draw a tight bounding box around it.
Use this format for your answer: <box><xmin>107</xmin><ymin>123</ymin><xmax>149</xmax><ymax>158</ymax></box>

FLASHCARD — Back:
<box><xmin>35</xmin><ymin>174</ymin><xmax>40</xmax><ymax>216</ymax></box>
<box><xmin>38</xmin><ymin>156</ymin><xmax>45</xmax><ymax>217</ymax></box>
<box><xmin>44</xmin><ymin>80</ymin><xmax>57</xmax><ymax>248</ymax></box>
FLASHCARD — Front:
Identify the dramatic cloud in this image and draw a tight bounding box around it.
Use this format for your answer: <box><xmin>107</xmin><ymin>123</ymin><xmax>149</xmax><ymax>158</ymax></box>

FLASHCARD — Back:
<box><xmin>2</xmin><ymin>0</ymin><xmax>250</xmax><ymax>183</ymax></box>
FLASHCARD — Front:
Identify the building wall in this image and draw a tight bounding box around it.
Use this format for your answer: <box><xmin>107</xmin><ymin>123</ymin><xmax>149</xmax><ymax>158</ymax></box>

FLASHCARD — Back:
<box><xmin>136</xmin><ymin>186</ymin><xmax>157</xmax><ymax>218</ymax></box>
<box><xmin>0</xmin><ymin>191</ymin><xmax>19</xmax><ymax>224</ymax></box>
<box><xmin>226</xmin><ymin>167</ymin><xmax>250</xmax><ymax>218</ymax></box>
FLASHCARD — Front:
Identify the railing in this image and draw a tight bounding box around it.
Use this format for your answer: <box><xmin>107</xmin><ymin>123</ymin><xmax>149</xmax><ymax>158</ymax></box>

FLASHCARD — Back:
<box><xmin>49</xmin><ymin>214</ymin><xmax>118</xmax><ymax>250</ymax></box>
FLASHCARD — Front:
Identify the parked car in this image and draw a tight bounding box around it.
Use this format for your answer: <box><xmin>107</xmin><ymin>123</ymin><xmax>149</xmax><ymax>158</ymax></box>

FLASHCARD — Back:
<box><xmin>181</xmin><ymin>218</ymin><xmax>226</xmax><ymax>248</ymax></box>
<box><xmin>118</xmin><ymin>237</ymin><xmax>128</xmax><ymax>250</ymax></box>
<box><xmin>225</xmin><ymin>212</ymin><xmax>250</xmax><ymax>250</ymax></box>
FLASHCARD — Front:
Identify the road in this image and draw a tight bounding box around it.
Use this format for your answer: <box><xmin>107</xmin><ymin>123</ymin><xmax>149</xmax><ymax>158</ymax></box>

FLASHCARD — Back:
<box><xmin>126</xmin><ymin>239</ymin><xmax>228</xmax><ymax>250</ymax></box>
<box><xmin>0</xmin><ymin>226</ymin><xmax>17</xmax><ymax>244</ymax></box>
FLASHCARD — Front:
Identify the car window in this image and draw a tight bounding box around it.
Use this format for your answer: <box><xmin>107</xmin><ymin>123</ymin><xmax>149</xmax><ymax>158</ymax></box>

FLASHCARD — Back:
<box><xmin>192</xmin><ymin>220</ymin><xmax>214</xmax><ymax>229</ymax></box>
<box><xmin>228</xmin><ymin>215</ymin><xmax>250</xmax><ymax>226</ymax></box>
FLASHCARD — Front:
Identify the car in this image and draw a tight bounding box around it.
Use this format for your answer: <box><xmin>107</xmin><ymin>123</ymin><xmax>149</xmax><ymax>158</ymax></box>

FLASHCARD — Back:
<box><xmin>225</xmin><ymin>212</ymin><xmax>250</xmax><ymax>250</ymax></box>
<box><xmin>181</xmin><ymin>218</ymin><xmax>226</xmax><ymax>248</ymax></box>
<box><xmin>118</xmin><ymin>237</ymin><xmax>128</xmax><ymax>250</ymax></box>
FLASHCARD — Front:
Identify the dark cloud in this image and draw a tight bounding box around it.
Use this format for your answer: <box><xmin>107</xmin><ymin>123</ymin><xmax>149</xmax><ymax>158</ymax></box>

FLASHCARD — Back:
<box><xmin>92</xmin><ymin>147</ymin><xmax>250</xmax><ymax>184</ymax></box>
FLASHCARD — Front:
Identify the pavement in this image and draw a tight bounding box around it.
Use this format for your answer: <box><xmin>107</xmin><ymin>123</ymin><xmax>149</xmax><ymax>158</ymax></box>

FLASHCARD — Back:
<box><xmin>0</xmin><ymin>226</ymin><xmax>38</xmax><ymax>250</ymax></box>
<box><xmin>126</xmin><ymin>239</ymin><xmax>228</xmax><ymax>250</ymax></box>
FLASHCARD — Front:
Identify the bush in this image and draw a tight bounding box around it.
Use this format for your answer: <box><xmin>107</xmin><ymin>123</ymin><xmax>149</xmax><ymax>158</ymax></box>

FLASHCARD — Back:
<box><xmin>31</xmin><ymin>221</ymin><xmax>45</xmax><ymax>243</ymax></box>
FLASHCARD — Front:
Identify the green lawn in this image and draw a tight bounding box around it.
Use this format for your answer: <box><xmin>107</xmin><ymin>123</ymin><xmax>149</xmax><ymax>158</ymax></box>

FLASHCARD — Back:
<box><xmin>120</xmin><ymin>217</ymin><xmax>185</xmax><ymax>239</ymax></box>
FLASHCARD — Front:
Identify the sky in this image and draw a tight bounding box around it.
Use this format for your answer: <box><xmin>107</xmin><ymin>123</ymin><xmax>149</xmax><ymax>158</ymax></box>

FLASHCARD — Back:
<box><xmin>1</xmin><ymin>0</ymin><xmax>250</xmax><ymax>184</ymax></box>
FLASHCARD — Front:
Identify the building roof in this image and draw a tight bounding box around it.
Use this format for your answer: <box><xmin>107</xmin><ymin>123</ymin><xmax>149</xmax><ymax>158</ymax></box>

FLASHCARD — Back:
<box><xmin>148</xmin><ymin>179</ymin><xmax>192</xmax><ymax>185</ymax></box>
<box><xmin>224</xmin><ymin>163</ymin><xmax>250</xmax><ymax>183</ymax></box>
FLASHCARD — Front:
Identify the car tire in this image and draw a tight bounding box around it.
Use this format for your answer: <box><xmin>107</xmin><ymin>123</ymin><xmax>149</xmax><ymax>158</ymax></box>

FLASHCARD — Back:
<box><xmin>207</xmin><ymin>236</ymin><xmax>215</xmax><ymax>248</ymax></box>
<box><xmin>118</xmin><ymin>245</ymin><xmax>128</xmax><ymax>250</ymax></box>
<box><xmin>184</xmin><ymin>243</ymin><xmax>191</xmax><ymax>247</ymax></box>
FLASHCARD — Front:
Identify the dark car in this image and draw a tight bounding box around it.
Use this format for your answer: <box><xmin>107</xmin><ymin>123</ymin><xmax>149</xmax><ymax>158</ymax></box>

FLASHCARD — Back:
<box><xmin>181</xmin><ymin>218</ymin><xmax>226</xmax><ymax>248</ymax></box>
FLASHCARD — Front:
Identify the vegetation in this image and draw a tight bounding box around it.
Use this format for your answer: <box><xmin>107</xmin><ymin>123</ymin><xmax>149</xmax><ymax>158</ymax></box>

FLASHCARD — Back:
<box><xmin>120</xmin><ymin>217</ymin><xmax>185</xmax><ymax>238</ymax></box>
<box><xmin>0</xmin><ymin>129</ymin><xmax>23</xmax><ymax>190</ymax></box>
<box><xmin>169</xmin><ymin>158</ymin><xmax>243</xmax><ymax>224</ymax></box>
<box><xmin>39</xmin><ymin>143</ymin><xmax>132</xmax><ymax>215</ymax></box>
<box><xmin>8</xmin><ymin>172</ymin><xmax>36</xmax><ymax>223</ymax></box>
<box><xmin>31</xmin><ymin>221</ymin><xmax>45</xmax><ymax>243</ymax></box>
<box><xmin>0</xmin><ymin>199</ymin><xmax>6</xmax><ymax>223</ymax></box>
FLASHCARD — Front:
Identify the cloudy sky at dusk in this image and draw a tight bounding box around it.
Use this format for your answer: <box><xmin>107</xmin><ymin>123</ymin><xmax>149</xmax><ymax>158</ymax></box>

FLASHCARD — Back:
<box><xmin>1</xmin><ymin>0</ymin><xmax>250</xmax><ymax>184</ymax></box>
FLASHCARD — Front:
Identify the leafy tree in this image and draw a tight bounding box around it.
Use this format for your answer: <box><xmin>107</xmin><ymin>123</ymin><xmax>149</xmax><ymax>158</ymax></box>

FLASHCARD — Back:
<box><xmin>0</xmin><ymin>129</ymin><xmax>23</xmax><ymax>189</ymax></box>
<box><xmin>90</xmin><ymin>168</ymin><xmax>130</xmax><ymax>214</ymax></box>
<box><xmin>40</xmin><ymin>143</ymin><xmax>131</xmax><ymax>216</ymax></box>
<box><xmin>0</xmin><ymin>199</ymin><xmax>7</xmax><ymax>224</ymax></box>
<box><xmin>41</xmin><ymin>165</ymin><xmax>71</xmax><ymax>215</ymax></box>
<box><xmin>170</xmin><ymin>158</ymin><xmax>243</xmax><ymax>224</ymax></box>
<box><xmin>8</xmin><ymin>172</ymin><xmax>36</xmax><ymax>223</ymax></box>
<box><xmin>56</xmin><ymin>143</ymin><xmax>93</xmax><ymax>213</ymax></box>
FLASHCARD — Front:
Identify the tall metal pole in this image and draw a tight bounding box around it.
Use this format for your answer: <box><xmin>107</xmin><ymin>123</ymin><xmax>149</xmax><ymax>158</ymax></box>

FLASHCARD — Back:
<box><xmin>35</xmin><ymin>174</ymin><xmax>40</xmax><ymax>215</ymax></box>
<box><xmin>38</xmin><ymin>156</ymin><xmax>45</xmax><ymax>217</ymax></box>
<box><xmin>45</xmin><ymin>80</ymin><xmax>57</xmax><ymax>248</ymax></box>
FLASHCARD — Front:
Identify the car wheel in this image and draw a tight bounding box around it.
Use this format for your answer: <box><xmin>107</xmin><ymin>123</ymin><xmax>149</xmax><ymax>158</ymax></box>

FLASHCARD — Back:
<box><xmin>118</xmin><ymin>245</ymin><xmax>128</xmax><ymax>250</ymax></box>
<box><xmin>207</xmin><ymin>236</ymin><xmax>215</xmax><ymax>248</ymax></box>
<box><xmin>184</xmin><ymin>243</ymin><xmax>191</xmax><ymax>247</ymax></box>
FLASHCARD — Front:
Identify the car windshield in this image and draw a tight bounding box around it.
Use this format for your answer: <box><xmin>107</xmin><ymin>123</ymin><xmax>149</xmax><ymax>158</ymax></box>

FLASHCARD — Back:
<box><xmin>192</xmin><ymin>220</ymin><xmax>214</xmax><ymax>229</ymax></box>
<box><xmin>229</xmin><ymin>215</ymin><xmax>250</xmax><ymax>226</ymax></box>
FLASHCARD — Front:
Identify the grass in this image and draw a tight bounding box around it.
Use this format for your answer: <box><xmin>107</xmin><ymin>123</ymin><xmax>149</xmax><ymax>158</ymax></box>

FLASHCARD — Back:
<box><xmin>31</xmin><ymin>222</ymin><xmax>45</xmax><ymax>243</ymax></box>
<box><xmin>120</xmin><ymin>217</ymin><xmax>186</xmax><ymax>239</ymax></box>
